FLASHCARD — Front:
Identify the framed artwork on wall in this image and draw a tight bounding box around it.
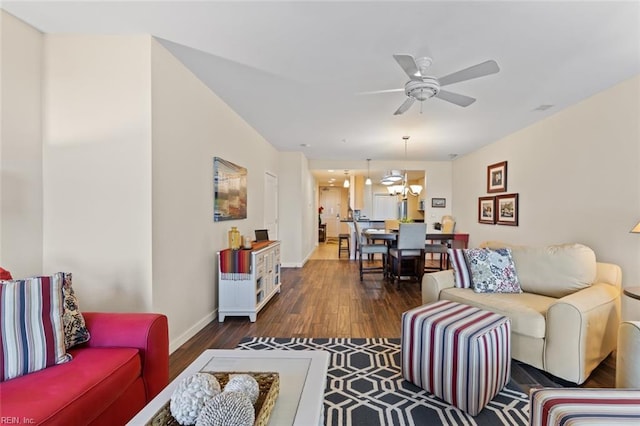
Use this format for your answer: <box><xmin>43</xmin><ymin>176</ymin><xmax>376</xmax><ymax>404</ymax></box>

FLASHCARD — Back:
<box><xmin>478</xmin><ymin>196</ymin><xmax>496</xmax><ymax>224</ymax></box>
<box><xmin>487</xmin><ymin>161</ymin><xmax>508</xmax><ymax>193</ymax></box>
<box><xmin>431</xmin><ymin>198</ymin><xmax>446</xmax><ymax>208</ymax></box>
<box><xmin>496</xmin><ymin>193</ymin><xmax>519</xmax><ymax>226</ymax></box>
<box><xmin>214</xmin><ymin>157</ymin><xmax>247</xmax><ymax>221</ymax></box>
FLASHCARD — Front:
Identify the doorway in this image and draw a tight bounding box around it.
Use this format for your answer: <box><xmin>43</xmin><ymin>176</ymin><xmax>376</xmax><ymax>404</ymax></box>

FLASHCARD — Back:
<box><xmin>319</xmin><ymin>187</ymin><xmax>347</xmax><ymax>239</ymax></box>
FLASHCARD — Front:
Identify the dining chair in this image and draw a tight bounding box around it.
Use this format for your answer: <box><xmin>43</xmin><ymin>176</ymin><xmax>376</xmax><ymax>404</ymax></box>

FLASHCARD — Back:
<box><xmin>424</xmin><ymin>242</ymin><xmax>448</xmax><ymax>271</ymax></box>
<box><xmin>426</xmin><ymin>238</ymin><xmax>466</xmax><ymax>271</ymax></box>
<box><xmin>441</xmin><ymin>215</ymin><xmax>456</xmax><ymax>233</ymax></box>
<box><xmin>354</xmin><ymin>221</ymin><xmax>388</xmax><ymax>281</ymax></box>
<box><xmin>388</xmin><ymin>223</ymin><xmax>426</xmax><ymax>283</ymax></box>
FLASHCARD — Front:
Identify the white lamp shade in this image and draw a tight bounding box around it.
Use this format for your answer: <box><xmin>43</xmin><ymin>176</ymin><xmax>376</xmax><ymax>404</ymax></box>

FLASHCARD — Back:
<box><xmin>365</xmin><ymin>177</ymin><xmax>372</xmax><ymax>185</ymax></box>
<box><xmin>409</xmin><ymin>185</ymin><xmax>423</xmax><ymax>195</ymax></box>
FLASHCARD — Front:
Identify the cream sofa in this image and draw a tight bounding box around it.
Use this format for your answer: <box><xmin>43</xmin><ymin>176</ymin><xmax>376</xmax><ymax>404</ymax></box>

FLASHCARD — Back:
<box><xmin>422</xmin><ymin>242</ymin><xmax>621</xmax><ymax>384</ymax></box>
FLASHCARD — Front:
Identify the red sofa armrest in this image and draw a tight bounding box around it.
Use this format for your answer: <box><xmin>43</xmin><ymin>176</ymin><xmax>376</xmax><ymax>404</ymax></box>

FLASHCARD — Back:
<box><xmin>82</xmin><ymin>312</ymin><xmax>169</xmax><ymax>400</ymax></box>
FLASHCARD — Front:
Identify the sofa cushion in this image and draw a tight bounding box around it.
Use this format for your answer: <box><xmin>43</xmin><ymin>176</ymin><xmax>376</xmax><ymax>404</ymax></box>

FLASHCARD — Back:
<box><xmin>465</xmin><ymin>248</ymin><xmax>521</xmax><ymax>293</ymax></box>
<box><xmin>440</xmin><ymin>287</ymin><xmax>556</xmax><ymax>339</ymax></box>
<box><xmin>0</xmin><ymin>275</ymin><xmax>71</xmax><ymax>382</ymax></box>
<box><xmin>480</xmin><ymin>241</ymin><xmax>596</xmax><ymax>298</ymax></box>
<box><xmin>0</xmin><ymin>347</ymin><xmax>141</xmax><ymax>424</ymax></box>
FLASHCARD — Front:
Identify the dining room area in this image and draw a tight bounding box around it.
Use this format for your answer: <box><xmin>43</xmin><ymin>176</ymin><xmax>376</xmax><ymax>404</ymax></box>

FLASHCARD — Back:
<box><xmin>310</xmin><ymin>218</ymin><xmax>468</xmax><ymax>285</ymax></box>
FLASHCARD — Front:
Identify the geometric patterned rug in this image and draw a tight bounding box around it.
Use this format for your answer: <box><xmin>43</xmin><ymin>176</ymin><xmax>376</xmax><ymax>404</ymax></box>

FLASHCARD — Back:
<box><xmin>237</xmin><ymin>337</ymin><xmax>530</xmax><ymax>425</ymax></box>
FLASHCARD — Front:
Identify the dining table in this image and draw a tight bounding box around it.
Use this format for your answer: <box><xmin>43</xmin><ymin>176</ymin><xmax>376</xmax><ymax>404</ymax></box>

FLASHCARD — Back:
<box><xmin>362</xmin><ymin>229</ymin><xmax>469</xmax><ymax>273</ymax></box>
<box><xmin>363</xmin><ymin>229</ymin><xmax>469</xmax><ymax>248</ymax></box>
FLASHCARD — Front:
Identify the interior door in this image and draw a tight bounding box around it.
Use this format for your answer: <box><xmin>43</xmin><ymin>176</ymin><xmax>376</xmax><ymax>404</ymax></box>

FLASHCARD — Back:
<box><xmin>319</xmin><ymin>187</ymin><xmax>342</xmax><ymax>238</ymax></box>
<box><xmin>264</xmin><ymin>172</ymin><xmax>278</xmax><ymax>239</ymax></box>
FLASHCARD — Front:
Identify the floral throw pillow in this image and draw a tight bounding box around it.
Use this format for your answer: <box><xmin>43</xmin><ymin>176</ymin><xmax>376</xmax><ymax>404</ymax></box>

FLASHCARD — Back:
<box><xmin>466</xmin><ymin>248</ymin><xmax>521</xmax><ymax>293</ymax></box>
<box><xmin>60</xmin><ymin>272</ymin><xmax>91</xmax><ymax>349</ymax></box>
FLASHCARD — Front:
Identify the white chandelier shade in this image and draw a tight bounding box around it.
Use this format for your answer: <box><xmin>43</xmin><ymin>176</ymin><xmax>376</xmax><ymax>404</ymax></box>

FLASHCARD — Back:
<box><xmin>379</xmin><ymin>137</ymin><xmax>423</xmax><ymax>197</ymax></box>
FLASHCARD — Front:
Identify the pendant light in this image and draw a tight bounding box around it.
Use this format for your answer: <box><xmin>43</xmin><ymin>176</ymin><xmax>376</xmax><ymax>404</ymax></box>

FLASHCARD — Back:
<box><xmin>389</xmin><ymin>136</ymin><xmax>422</xmax><ymax>198</ymax></box>
<box><xmin>365</xmin><ymin>159</ymin><xmax>372</xmax><ymax>185</ymax></box>
<box><xmin>343</xmin><ymin>170</ymin><xmax>350</xmax><ymax>188</ymax></box>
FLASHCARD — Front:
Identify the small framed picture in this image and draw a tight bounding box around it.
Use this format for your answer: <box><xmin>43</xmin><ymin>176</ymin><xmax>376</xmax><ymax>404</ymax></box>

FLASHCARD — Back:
<box><xmin>496</xmin><ymin>193</ymin><xmax>519</xmax><ymax>226</ymax></box>
<box><xmin>431</xmin><ymin>198</ymin><xmax>446</xmax><ymax>208</ymax></box>
<box><xmin>487</xmin><ymin>161</ymin><xmax>507</xmax><ymax>193</ymax></box>
<box><xmin>478</xmin><ymin>196</ymin><xmax>496</xmax><ymax>224</ymax></box>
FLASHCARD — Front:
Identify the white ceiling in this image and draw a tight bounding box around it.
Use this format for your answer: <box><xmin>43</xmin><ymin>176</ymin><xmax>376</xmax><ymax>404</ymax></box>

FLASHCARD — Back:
<box><xmin>4</xmin><ymin>1</ymin><xmax>640</xmax><ymax>185</ymax></box>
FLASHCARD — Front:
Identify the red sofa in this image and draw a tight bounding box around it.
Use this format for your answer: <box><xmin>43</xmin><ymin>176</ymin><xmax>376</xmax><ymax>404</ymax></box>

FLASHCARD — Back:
<box><xmin>0</xmin><ymin>312</ymin><xmax>169</xmax><ymax>425</ymax></box>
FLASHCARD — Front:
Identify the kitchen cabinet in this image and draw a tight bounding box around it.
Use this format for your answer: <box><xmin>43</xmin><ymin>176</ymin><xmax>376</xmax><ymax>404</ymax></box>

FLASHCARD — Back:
<box><xmin>218</xmin><ymin>241</ymin><xmax>281</xmax><ymax>322</ymax></box>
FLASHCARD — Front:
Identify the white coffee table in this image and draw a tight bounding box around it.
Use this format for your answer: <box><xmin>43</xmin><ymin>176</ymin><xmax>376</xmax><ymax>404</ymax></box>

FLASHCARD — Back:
<box><xmin>128</xmin><ymin>349</ymin><xmax>330</xmax><ymax>426</ymax></box>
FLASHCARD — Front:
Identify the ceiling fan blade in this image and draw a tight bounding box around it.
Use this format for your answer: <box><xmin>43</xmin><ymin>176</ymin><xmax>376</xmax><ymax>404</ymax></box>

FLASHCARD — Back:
<box><xmin>393</xmin><ymin>54</ymin><xmax>422</xmax><ymax>81</ymax></box>
<box><xmin>435</xmin><ymin>90</ymin><xmax>476</xmax><ymax>107</ymax></box>
<box><xmin>393</xmin><ymin>97</ymin><xmax>416</xmax><ymax>115</ymax></box>
<box><xmin>438</xmin><ymin>60</ymin><xmax>500</xmax><ymax>87</ymax></box>
<box><xmin>358</xmin><ymin>88</ymin><xmax>405</xmax><ymax>96</ymax></box>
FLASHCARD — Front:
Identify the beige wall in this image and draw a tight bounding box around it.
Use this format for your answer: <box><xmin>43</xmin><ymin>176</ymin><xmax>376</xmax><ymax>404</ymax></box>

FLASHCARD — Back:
<box><xmin>42</xmin><ymin>34</ymin><xmax>153</xmax><ymax>312</ymax></box>
<box><xmin>452</xmin><ymin>75</ymin><xmax>640</xmax><ymax>319</ymax></box>
<box><xmin>279</xmin><ymin>152</ymin><xmax>317</xmax><ymax>266</ymax></box>
<box><xmin>0</xmin><ymin>12</ymin><xmax>43</xmax><ymax>275</ymax></box>
<box><xmin>150</xmin><ymin>39</ymin><xmax>279</xmax><ymax>348</ymax></box>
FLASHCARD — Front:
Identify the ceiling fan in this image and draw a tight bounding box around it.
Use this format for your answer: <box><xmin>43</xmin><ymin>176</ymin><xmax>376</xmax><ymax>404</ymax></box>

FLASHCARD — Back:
<box><xmin>367</xmin><ymin>55</ymin><xmax>500</xmax><ymax>115</ymax></box>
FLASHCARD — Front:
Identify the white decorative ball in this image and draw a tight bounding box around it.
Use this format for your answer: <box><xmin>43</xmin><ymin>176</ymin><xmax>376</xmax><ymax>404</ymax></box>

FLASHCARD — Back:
<box><xmin>170</xmin><ymin>372</ymin><xmax>221</xmax><ymax>425</ymax></box>
<box><xmin>224</xmin><ymin>374</ymin><xmax>260</xmax><ymax>404</ymax></box>
<box><xmin>195</xmin><ymin>391</ymin><xmax>255</xmax><ymax>426</ymax></box>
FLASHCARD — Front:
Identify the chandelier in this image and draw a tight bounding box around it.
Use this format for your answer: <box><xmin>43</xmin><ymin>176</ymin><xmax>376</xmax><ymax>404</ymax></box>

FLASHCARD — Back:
<box><xmin>380</xmin><ymin>170</ymin><xmax>403</xmax><ymax>185</ymax></box>
<box><xmin>381</xmin><ymin>136</ymin><xmax>423</xmax><ymax>198</ymax></box>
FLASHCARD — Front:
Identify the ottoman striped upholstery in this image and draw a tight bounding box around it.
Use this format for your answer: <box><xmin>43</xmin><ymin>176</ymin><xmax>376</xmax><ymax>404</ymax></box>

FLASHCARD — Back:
<box><xmin>401</xmin><ymin>300</ymin><xmax>511</xmax><ymax>415</ymax></box>
<box><xmin>529</xmin><ymin>388</ymin><xmax>640</xmax><ymax>425</ymax></box>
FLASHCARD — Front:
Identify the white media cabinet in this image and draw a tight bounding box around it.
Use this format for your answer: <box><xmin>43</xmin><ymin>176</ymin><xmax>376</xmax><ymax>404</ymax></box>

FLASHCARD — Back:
<box><xmin>217</xmin><ymin>241</ymin><xmax>281</xmax><ymax>322</ymax></box>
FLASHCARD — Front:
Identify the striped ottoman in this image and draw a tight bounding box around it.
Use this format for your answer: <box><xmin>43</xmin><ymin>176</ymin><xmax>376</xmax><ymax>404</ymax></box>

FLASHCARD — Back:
<box><xmin>401</xmin><ymin>300</ymin><xmax>511</xmax><ymax>415</ymax></box>
<box><xmin>530</xmin><ymin>388</ymin><xmax>640</xmax><ymax>425</ymax></box>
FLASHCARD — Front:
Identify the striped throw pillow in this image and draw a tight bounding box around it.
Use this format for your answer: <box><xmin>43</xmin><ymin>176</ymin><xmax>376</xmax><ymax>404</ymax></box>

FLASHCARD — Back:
<box><xmin>0</xmin><ymin>275</ymin><xmax>71</xmax><ymax>382</ymax></box>
<box><xmin>447</xmin><ymin>248</ymin><xmax>472</xmax><ymax>288</ymax></box>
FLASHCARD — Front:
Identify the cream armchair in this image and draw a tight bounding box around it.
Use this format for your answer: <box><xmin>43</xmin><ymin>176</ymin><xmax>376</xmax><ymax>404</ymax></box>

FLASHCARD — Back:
<box><xmin>422</xmin><ymin>243</ymin><xmax>621</xmax><ymax>384</ymax></box>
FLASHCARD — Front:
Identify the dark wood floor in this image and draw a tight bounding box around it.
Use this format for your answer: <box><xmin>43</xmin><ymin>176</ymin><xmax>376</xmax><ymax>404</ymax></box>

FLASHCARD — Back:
<box><xmin>169</xmin><ymin>258</ymin><xmax>616</xmax><ymax>388</ymax></box>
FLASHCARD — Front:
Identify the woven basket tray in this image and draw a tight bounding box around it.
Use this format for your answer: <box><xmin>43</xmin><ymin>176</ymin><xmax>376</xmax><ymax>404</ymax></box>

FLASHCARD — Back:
<box><xmin>147</xmin><ymin>372</ymin><xmax>279</xmax><ymax>426</ymax></box>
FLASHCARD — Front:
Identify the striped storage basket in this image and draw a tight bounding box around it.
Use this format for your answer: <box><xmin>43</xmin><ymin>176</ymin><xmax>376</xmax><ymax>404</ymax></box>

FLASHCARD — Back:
<box><xmin>401</xmin><ymin>300</ymin><xmax>511</xmax><ymax>416</ymax></box>
<box><xmin>529</xmin><ymin>388</ymin><xmax>640</xmax><ymax>425</ymax></box>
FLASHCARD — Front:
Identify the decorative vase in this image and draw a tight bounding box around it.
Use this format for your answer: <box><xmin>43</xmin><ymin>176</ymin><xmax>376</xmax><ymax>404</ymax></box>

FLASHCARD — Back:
<box><xmin>228</xmin><ymin>227</ymin><xmax>241</xmax><ymax>250</ymax></box>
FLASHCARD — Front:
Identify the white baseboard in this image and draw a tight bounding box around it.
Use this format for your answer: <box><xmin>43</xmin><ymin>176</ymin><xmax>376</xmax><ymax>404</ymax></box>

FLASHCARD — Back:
<box><xmin>169</xmin><ymin>310</ymin><xmax>217</xmax><ymax>353</ymax></box>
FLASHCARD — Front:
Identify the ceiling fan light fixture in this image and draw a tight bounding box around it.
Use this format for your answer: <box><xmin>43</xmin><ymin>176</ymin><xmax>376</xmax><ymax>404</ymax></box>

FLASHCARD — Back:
<box><xmin>405</xmin><ymin>78</ymin><xmax>440</xmax><ymax>101</ymax></box>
